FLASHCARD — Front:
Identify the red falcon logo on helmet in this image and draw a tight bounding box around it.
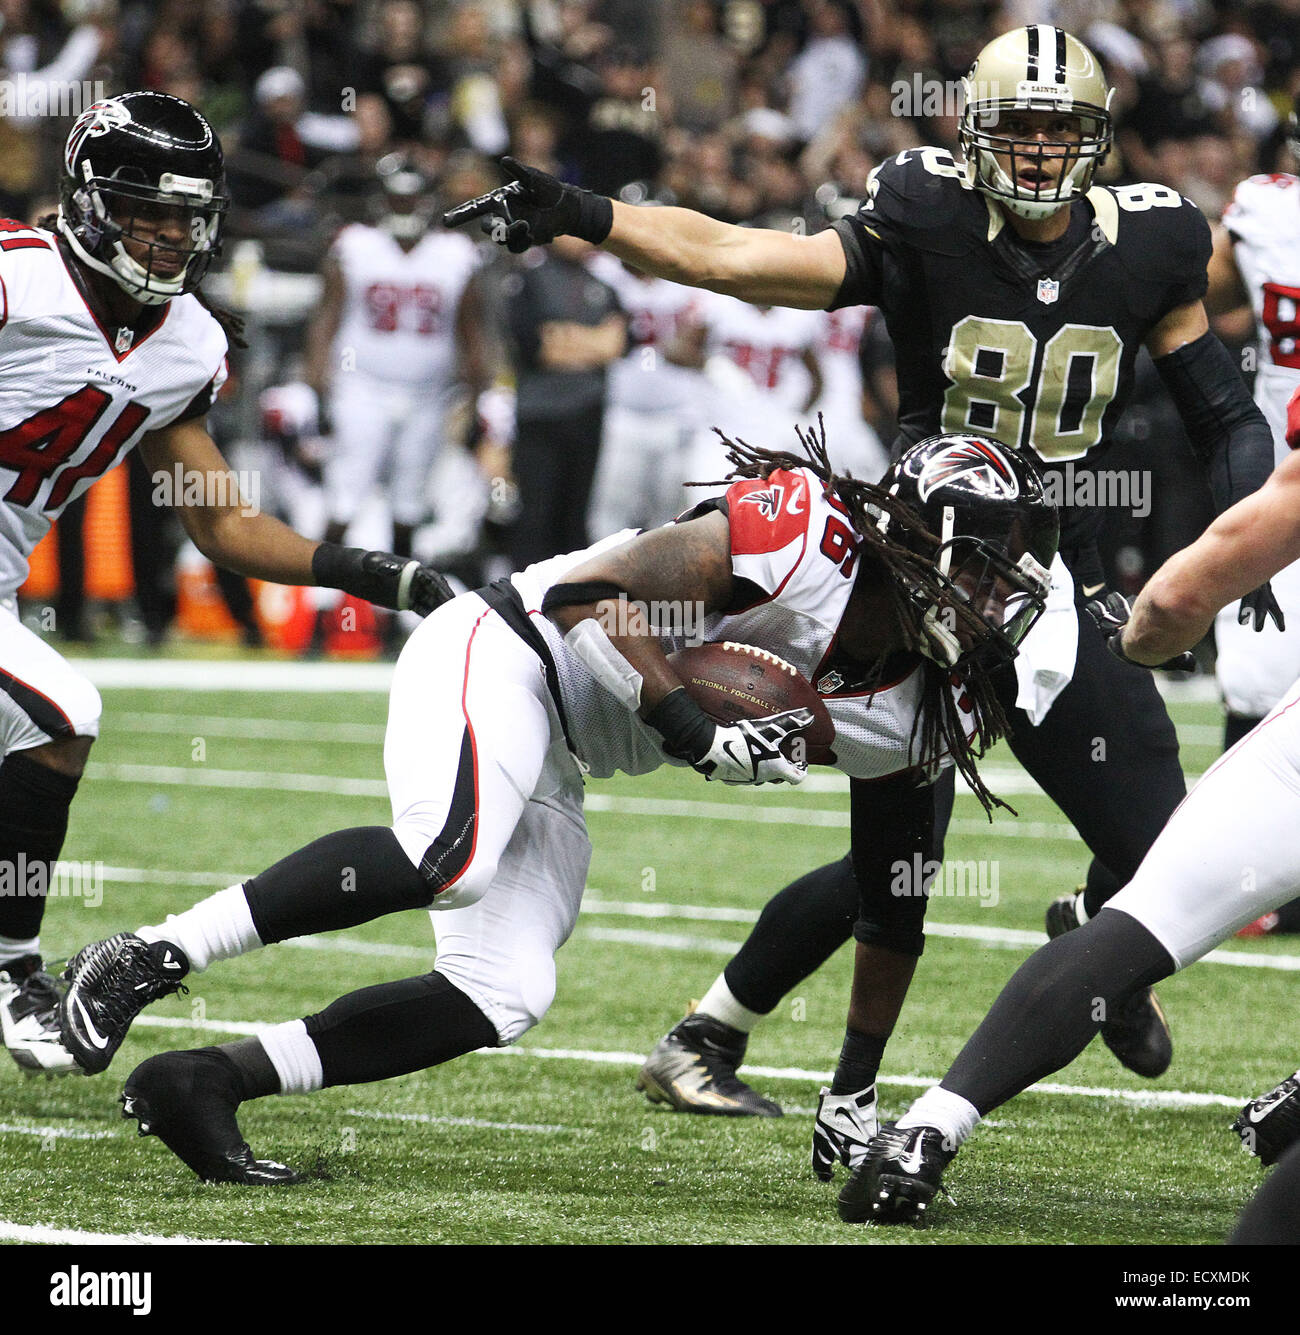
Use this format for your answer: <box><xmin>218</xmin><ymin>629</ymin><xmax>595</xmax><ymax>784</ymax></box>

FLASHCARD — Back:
<box><xmin>916</xmin><ymin>438</ymin><xmax>1020</xmax><ymax>502</ymax></box>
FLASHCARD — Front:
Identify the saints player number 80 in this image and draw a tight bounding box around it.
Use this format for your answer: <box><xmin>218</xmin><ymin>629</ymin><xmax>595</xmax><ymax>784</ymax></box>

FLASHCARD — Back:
<box><xmin>943</xmin><ymin>316</ymin><xmax>1123</xmax><ymax>460</ymax></box>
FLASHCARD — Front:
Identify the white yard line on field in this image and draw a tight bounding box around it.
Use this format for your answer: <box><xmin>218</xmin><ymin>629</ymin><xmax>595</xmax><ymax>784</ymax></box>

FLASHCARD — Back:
<box><xmin>115</xmin><ymin>712</ymin><xmax>386</xmax><ymax>744</ymax></box>
<box><xmin>344</xmin><ymin>1108</ymin><xmax>580</xmax><ymax>1134</ymax></box>
<box><xmin>80</xmin><ymin>870</ymin><xmax>1300</xmax><ymax>973</ymax></box>
<box><xmin>78</xmin><ymin>659</ymin><xmax>395</xmax><ymax>692</ymax></box>
<box><xmin>0</xmin><ymin>1122</ymin><xmax>118</xmax><ymax>1141</ymax></box>
<box><xmin>84</xmin><ymin>760</ymin><xmax>1086</xmax><ymax>835</ymax></box>
<box><xmin>111</xmin><ymin>1011</ymin><xmax>1247</xmax><ymax>1111</ymax></box>
<box><xmin>79</xmin><ymin>656</ymin><xmax>1225</xmax><ymax>704</ymax></box>
<box><xmin>0</xmin><ymin>1220</ymin><xmax>248</xmax><ymax>1245</ymax></box>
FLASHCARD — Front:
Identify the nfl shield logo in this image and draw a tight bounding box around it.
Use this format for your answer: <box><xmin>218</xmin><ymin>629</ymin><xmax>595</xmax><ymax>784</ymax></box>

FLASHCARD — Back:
<box><xmin>1036</xmin><ymin>277</ymin><xmax>1060</xmax><ymax>305</ymax></box>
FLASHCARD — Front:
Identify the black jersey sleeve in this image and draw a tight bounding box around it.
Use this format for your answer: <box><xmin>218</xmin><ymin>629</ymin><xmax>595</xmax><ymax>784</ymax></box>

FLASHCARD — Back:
<box><xmin>1108</xmin><ymin>188</ymin><xmax>1212</xmax><ymax>318</ymax></box>
<box><xmin>829</xmin><ymin>148</ymin><xmax>971</xmax><ymax>312</ymax></box>
<box><xmin>1159</xmin><ymin>197</ymin><xmax>1212</xmax><ymax>314</ymax></box>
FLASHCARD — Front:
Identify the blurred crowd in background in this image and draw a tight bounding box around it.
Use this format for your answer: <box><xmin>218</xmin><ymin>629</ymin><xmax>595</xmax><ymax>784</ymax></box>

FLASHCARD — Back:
<box><xmin>7</xmin><ymin>0</ymin><xmax>1300</xmax><ymax>654</ymax></box>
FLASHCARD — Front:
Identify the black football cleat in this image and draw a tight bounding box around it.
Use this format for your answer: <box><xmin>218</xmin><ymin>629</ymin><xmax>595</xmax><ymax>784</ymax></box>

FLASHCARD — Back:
<box><xmin>636</xmin><ymin>1013</ymin><xmax>783</xmax><ymax>1117</ymax></box>
<box><xmin>1232</xmin><ymin>1069</ymin><xmax>1300</xmax><ymax>1166</ymax></box>
<box><xmin>0</xmin><ymin>955</ymin><xmax>79</xmax><ymax>1075</ymax></box>
<box><xmin>838</xmin><ymin>1122</ymin><xmax>956</xmax><ymax>1227</ymax></box>
<box><xmin>122</xmin><ymin>1050</ymin><xmax>301</xmax><ymax>1185</ymax></box>
<box><xmin>1046</xmin><ymin>892</ymin><xmax>1172</xmax><ymax>1078</ymax></box>
<box><xmin>60</xmin><ymin>933</ymin><xmax>190</xmax><ymax>1075</ymax></box>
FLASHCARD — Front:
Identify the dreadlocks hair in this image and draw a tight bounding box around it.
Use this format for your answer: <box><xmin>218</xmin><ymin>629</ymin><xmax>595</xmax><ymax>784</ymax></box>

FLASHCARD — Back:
<box><xmin>703</xmin><ymin>416</ymin><xmax>1014</xmax><ymax>818</ymax></box>
<box><xmin>37</xmin><ymin>212</ymin><xmax>247</xmax><ymax>349</ymax></box>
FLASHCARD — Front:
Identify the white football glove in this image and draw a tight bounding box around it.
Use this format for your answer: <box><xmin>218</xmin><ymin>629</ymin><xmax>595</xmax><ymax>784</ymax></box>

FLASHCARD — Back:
<box><xmin>811</xmin><ymin>1085</ymin><xmax>878</xmax><ymax>1182</ymax></box>
<box><xmin>693</xmin><ymin>709</ymin><xmax>814</xmax><ymax>785</ymax></box>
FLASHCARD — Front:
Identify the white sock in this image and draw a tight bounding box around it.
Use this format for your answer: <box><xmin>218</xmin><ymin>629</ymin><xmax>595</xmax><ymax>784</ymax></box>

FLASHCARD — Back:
<box><xmin>896</xmin><ymin>1086</ymin><xmax>981</xmax><ymax>1148</ymax></box>
<box><xmin>0</xmin><ymin>934</ymin><xmax>40</xmax><ymax>968</ymax></box>
<box><xmin>695</xmin><ymin>974</ymin><xmax>766</xmax><ymax>1034</ymax></box>
<box><xmin>258</xmin><ymin>1020</ymin><xmax>323</xmax><ymax>1095</ymax></box>
<box><xmin>138</xmin><ymin>885</ymin><xmax>261</xmax><ymax>972</ymax></box>
<box><xmin>1074</xmin><ymin>890</ymin><xmax>1090</xmax><ymax>924</ymax></box>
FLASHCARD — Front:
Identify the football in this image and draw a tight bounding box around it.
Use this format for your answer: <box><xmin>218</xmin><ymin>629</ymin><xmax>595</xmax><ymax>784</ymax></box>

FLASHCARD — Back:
<box><xmin>666</xmin><ymin>641</ymin><xmax>836</xmax><ymax>764</ymax></box>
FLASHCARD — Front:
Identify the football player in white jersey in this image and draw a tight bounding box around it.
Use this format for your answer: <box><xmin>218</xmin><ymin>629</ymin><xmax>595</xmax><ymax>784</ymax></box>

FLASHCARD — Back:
<box><xmin>847</xmin><ymin>391</ymin><xmax>1300</xmax><ymax>1229</ymax></box>
<box><xmin>585</xmin><ymin>253</ymin><xmax>702</xmax><ymax>538</ymax></box>
<box><xmin>54</xmin><ymin>432</ymin><xmax>1056</xmax><ymax>1185</ymax></box>
<box><xmin>0</xmin><ymin>94</ymin><xmax>452</xmax><ymax>1075</ymax></box>
<box><xmin>677</xmin><ymin>292</ymin><xmax>824</xmax><ymax>487</ymax></box>
<box><xmin>1207</xmin><ymin>107</ymin><xmax>1300</xmax><ymax>750</ymax></box>
<box><xmin>305</xmin><ymin>155</ymin><xmax>488</xmax><ymax>585</ymax></box>
<box><xmin>810</xmin><ymin>306</ymin><xmax>890</xmax><ymax>482</ymax></box>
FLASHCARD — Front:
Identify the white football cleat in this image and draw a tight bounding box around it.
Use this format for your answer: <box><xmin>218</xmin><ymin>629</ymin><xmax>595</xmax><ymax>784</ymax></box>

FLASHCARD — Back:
<box><xmin>0</xmin><ymin>956</ymin><xmax>81</xmax><ymax>1076</ymax></box>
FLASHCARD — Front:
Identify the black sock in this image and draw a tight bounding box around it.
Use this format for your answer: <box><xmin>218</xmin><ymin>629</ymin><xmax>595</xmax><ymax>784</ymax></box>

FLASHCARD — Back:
<box><xmin>1224</xmin><ymin>712</ymin><xmax>1263</xmax><ymax>751</ymax></box>
<box><xmin>942</xmin><ymin>910</ymin><xmax>1176</xmax><ymax>1115</ymax></box>
<box><xmin>218</xmin><ymin>1036</ymin><xmax>282</xmax><ymax>1101</ymax></box>
<box><xmin>243</xmin><ymin>826</ymin><xmax>430</xmax><ymax>943</ymax></box>
<box><xmin>0</xmin><ymin>752</ymin><xmax>81</xmax><ymax>943</ymax></box>
<box><xmin>303</xmin><ymin>971</ymin><xmax>498</xmax><ymax>1086</ymax></box>
<box><xmin>1081</xmin><ymin>859</ymin><xmax>1123</xmax><ymax>920</ymax></box>
<box><xmin>831</xmin><ymin>1028</ymin><xmax>887</xmax><ymax>1094</ymax></box>
<box><xmin>724</xmin><ymin>856</ymin><xmax>858</xmax><ymax>1014</ymax></box>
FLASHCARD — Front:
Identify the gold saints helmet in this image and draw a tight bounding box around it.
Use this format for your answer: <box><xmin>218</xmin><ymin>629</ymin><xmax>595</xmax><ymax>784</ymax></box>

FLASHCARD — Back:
<box><xmin>959</xmin><ymin>25</ymin><xmax>1113</xmax><ymax>220</ymax></box>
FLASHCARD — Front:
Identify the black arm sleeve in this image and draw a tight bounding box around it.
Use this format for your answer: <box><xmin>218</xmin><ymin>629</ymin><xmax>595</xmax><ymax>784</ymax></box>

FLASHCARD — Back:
<box><xmin>829</xmin><ymin>216</ymin><xmax>887</xmax><ymax>311</ymax></box>
<box><xmin>1153</xmin><ymin>330</ymin><xmax>1274</xmax><ymax>514</ymax></box>
<box><xmin>849</xmin><ymin>768</ymin><xmax>940</xmax><ymax>958</ymax></box>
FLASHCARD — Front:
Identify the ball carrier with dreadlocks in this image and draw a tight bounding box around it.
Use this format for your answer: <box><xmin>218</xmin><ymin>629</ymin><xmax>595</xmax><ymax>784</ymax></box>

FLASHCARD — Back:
<box><xmin>54</xmin><ymin>428</ymin><xmax>1055</xmax><ymax>1184</ymax></box>
<box><xmin>447</xmin><ymin>24</ymin><xmax>1281</xmax><ymax>1138</ymax></box>
<box><xmin>0</xmin><ymin>92</ymin><xmax>454</xmax><ymax>1076</ymax></box>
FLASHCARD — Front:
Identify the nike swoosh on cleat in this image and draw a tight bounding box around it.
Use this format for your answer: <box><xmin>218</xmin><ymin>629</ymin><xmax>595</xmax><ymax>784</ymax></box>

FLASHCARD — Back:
<box><xmin>897</xmin><ymin>1138</ymin><xmax>927</xmax><ymax>1174</ymax></box>
<box><xmin>71</xmin><ymin>995</ymin><xmax>110</xmax><ymax>1050</ymax></box>
<box><xmin>1248</xmin><ymin>1092</ymin><xmax>1292</xmax><ymax>1122</ymax></box>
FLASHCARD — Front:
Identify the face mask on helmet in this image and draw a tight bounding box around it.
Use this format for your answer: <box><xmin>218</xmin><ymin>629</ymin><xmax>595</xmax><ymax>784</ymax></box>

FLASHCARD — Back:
<box><xmin>959</xmin><ymin>26</ymin><xmax>1113</xmax><ymax>221</ymax></box>
<box><xmin>374</xmin><ymin>155</ymin><xmax>434</xmax><ymax>242</ymax></box>
<box><xmin>878</xmin><ymin>433</ymin><xmax>1059</xmax><ymax>673</ymax></box>
<box><xmin>58</xmin><ymin>94</ymin><xmax>228</xmax><ymax>306</ymax></box>
<box><xmin>912</xmin><ymin>517</ymin><xmax>1054</xmax><ymax>672</ymax></box>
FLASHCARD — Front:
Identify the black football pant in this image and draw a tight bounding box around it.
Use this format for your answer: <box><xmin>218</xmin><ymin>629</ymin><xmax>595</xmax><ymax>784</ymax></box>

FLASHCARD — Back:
<box><xmin>724</xmin><ymin>600</ymin><xmax>1187</xmax><ymax>1017</ymax></box>
<box><xmin>508</xmin><ymin>406</ymin><xmax>605</xmax><ymax>570</ymax></box>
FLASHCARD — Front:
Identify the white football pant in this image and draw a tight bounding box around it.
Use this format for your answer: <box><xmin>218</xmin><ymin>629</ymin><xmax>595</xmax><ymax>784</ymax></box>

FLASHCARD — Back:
<box><xmin>1105</xmin><ymin>673</ymin><xmax>1300</xmax><ymax>967</ymax></box>
<box><xmin>326</xmin><ymin>373</ymin><xmax>447</xmax><ymax>528</ymax></box>
<box><xmin>0</xmin><ymin>600</ymin><xmax>101</xmax><ymax>755</ymax></box>
<box><xmin>385</xmin><ymin>593</ymin><xmax>589</xmax><ymax>1044</ymax></box>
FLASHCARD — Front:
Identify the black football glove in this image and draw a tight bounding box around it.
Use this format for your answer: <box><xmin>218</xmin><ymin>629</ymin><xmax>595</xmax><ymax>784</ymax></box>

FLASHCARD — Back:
<box><xmin>441</xmin><ymin>156</ymin><xmax>613</xmax><ymax>254</ymax></box>
<box><xmin>311</xmin><ymin>544</ymin><xmax>455</xmax><ymax>617</ymax></box>
<box><xmin>1232</xmin><ymin>1069</ymin><xmax>1300</xmax><ymax>1166</ymax></box>
<box><xmin>1239</xmin><ymin>581</ymin><xmax>1285</xmax><ymax>632</ymax></box>
<box><xmin>1085</xmin><ymin>591</ymin><xmax>1196</xmax><ymax>672</ymax></box>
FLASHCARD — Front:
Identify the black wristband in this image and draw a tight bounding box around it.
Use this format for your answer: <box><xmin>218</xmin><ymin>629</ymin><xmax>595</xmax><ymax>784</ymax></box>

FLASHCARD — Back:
<box><xmin>643</xmin><ymin>687</ymin><xmax>715</xmax><ymax>764</ymax></box>
<box><xmin>312</xmin><ymin>543</ymin><xmax>410</xmax><ymax>611</ymax></box>
<box><xmin>574</xmin><ymin>190</ymin><xmax>613</xmax><ymax>246</ymax></box>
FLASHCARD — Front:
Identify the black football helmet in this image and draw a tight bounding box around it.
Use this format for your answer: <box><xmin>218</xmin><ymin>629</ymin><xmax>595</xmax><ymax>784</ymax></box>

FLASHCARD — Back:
<box><xmin>59</xmin><ymin>92</ymin><xmax>228</xmax><ymax>306</ymax></box>
<box><xmin>878</xmin><ymin>433</ymin><xmax>1059</xmax><ymax>672</ymax></box>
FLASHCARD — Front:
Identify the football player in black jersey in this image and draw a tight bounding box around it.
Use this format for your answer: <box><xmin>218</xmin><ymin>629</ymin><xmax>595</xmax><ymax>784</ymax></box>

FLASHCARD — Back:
<box><xmin>447</xmin><ymin>25</ymin><xmax>1277</xmax><ymax>1180</ymax></box>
